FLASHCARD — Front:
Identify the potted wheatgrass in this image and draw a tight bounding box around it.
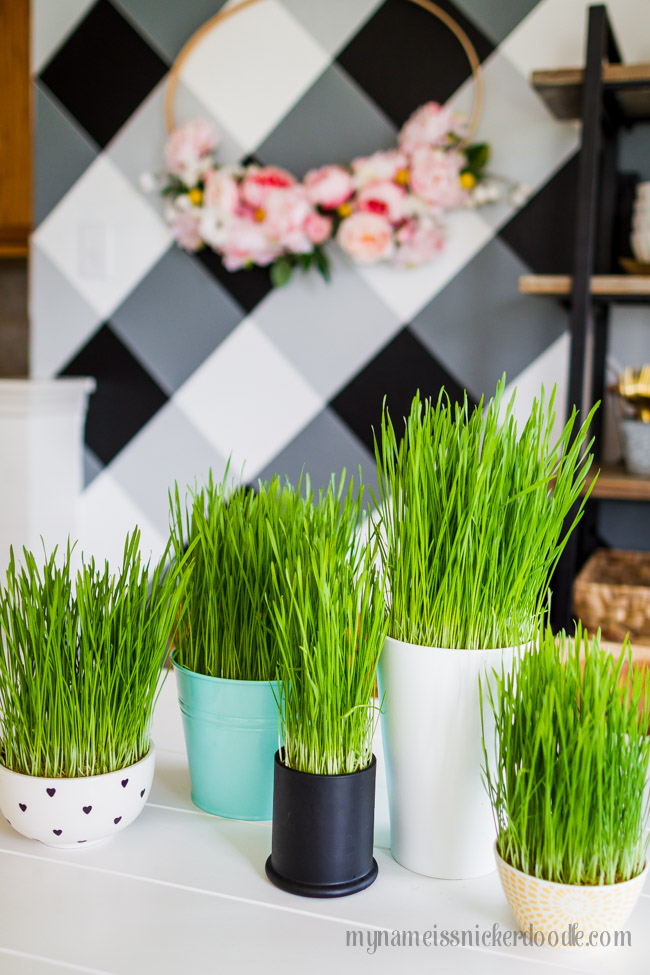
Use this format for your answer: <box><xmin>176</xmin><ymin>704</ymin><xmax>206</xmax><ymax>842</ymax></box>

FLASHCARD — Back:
<box><xmin>0</xmin><ymin>531</ymin><xmax>187</xmax><ymax>848</ymax></box>
<box><xmin>483</xmin><ymin>626</ymin><xmax>650</xmax><ymax>947</ymax></box>
<box><xmin>265</xmin><ymin>474</ymin><xmax>388</xmax><ymax>898</ymax></box>
<box><xmin>169</xmin><ymin>470</ymin><xmax>323</xmax><ymax>820</ymax></box>
<box><xmin>373</xmin><ymin>377</ymin><xmax>596</xmax><ymax>879</ymax></box>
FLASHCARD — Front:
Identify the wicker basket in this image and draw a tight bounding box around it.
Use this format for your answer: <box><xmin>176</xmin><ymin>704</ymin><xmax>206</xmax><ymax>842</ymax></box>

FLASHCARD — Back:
<box><xmin>573</xmin><ymin>549</ymin><xmax>650</xmax><ymax>645</ymax></box>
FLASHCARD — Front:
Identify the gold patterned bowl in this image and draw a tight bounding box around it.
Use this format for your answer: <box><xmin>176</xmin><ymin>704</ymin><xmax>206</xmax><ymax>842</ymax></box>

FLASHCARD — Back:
<box><xmin>495</xmin><ymin>847</ymin><xmax>648</xmax><ymax>949</ymax></box>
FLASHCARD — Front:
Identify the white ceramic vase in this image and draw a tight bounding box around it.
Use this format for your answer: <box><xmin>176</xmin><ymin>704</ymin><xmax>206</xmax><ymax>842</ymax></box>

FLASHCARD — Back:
<box><xmin>377</xmin><ymin>635</ymin><xmax>518</xmax><ymax>879</ymax></box>
<box><xmin>0</xmin><ymin>743</ymin><xmax>155</xmax><ymax>848</ymax></box>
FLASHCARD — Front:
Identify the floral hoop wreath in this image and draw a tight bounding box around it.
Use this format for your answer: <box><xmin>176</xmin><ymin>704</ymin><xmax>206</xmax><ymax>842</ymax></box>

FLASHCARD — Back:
<box><xmin>153</xmin><ymin>0</ymin><xmax>523</xmax><ymax>285</ymax></box>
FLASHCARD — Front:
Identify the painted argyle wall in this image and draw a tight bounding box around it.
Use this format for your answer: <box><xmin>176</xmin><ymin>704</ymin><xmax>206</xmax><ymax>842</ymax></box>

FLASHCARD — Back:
<box><xmin>30</xmin><ymin>0</ymin><xmax>650</xmax><ymax>566</ymax></box>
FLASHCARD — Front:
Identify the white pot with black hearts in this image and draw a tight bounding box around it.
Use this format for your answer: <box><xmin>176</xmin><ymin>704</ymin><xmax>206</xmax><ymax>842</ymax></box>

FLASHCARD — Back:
<box><xmin>0</xmin><ymin>743</ymin><xmax>155</xmax><ymax>848</ymax></box>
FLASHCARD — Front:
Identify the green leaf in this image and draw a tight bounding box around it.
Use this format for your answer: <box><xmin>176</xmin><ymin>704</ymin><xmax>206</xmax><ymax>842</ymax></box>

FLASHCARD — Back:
<box><xmin>464</xmin><ymin>142</ymin><xmax>490</xmax><ymax>172</ymax></box>
<box><xmin>270</xmin><ymin>258</ymin><xmax>293</xmax><ymax>288</ymax></box>
<box><xmin>314</xmin><ymin>248</ymin><xmax>331</xmax><ymax>282</ymax></box>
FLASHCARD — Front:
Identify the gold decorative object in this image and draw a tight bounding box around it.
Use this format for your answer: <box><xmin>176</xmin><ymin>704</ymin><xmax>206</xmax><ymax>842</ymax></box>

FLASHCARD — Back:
<box><xmin>617</xmin><ymin>364</ymin><xmax>650</xmax><ymax>422</ymax></box>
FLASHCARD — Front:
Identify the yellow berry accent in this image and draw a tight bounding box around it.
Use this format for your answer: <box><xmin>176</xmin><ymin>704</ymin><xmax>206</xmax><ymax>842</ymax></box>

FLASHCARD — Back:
<box><xmin>460</xmin><ymin>172</ymin><xmax>477</xmax><ymax>190</ymax></box>
<box><xmin>188</xmin><ymin>188</ymin><xmax>203</xmax><ymax>205</ymax></box>
<box><xmin>337</xmin><ymin>203</ymin><xmax>353</xmax><ymax>218</ymax></box>
<box><xmin>395</xmin><ymin>168</ymin><xmax>410</xmax><ymax>186</ymax></box>
<box><xmin>253</xmin><ymin>207</ymin><xmax>266</xmax><ymax>222</ymax></box>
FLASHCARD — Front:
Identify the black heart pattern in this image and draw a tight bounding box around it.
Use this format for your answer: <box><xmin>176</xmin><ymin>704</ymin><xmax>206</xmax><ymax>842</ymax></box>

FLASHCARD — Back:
<box><xmin>121</xmin><ymin>779</ymin><xmax>128</xmax><ymax>788</ymax></box>
<box><xmin>53</xmin><ymin>829</ymin><xmax>62</xmax><ymax>836</ymax></box>
<box><xmin>46</xmin><ymin>788</ymin><xmax>56</xmax><ymax>797</ymax></box>
<box><xmin>114</xmin><ymin>817</ymin><xmax>122</xmax><ymax>824</ymax></box>
<box><xmin>83</xmin><ymin>806</ymin><xmax>92</xmax><ymax>815</ymax></box>
<box><xmin>140</xmin><ymin>789</ymin><xmax>145</xmax><ymax>798</ymax></box>
<box><xmin>19</xmin><ymin>803</ymin><xmax>26</xmax><ymax>812</ymax></box>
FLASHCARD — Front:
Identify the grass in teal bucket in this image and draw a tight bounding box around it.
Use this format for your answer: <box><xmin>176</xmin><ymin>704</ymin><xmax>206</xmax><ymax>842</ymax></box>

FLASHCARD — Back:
<box><xmin>269</xmin><ymin>472</ymin><xmax>389</xmax><ymax>775</ymax></box>
<box><xmin>373</xmin><ymin>376</ymin><xmax>597</xmax><ymax>649</ymax></box>
<box><xmin>481</xmin><ymin>625</ymin><xmax>650</xmax><ymax>886</ymax></box>
<box><xmin>0</xmin><ymin>530</ymin><xmax>189</xmax><ymax>778</ymax></box>
<box><xmin>170</xmin><ymin>468</ymin><xmax>341</xmax><ymax>681</ymax></box>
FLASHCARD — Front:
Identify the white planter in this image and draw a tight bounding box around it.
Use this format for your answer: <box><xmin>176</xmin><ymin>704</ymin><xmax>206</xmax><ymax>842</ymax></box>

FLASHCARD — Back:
<box><xmin>496</xmin><ymin>849</ymin><xmax>648</xmax><ymax>947</ymax></box>
<box><xmin>378</xmin><ymin>635</ymin><xmax>518</xmax><ymax>879</ymax></box>
<box><xmin>0</xmin><ymin>744</ymin><xmax>155</xmax><ymax>848</ymax></box>
<box><xmin>0</xmin><ymin>378</ymin><xmax>95</xmax><ymax>573</ymax></box>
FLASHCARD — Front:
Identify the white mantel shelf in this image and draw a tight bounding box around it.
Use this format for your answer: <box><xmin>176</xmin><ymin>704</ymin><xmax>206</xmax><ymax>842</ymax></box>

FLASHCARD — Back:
<box><xmin>1</xmin><ymin>679</ymin><xmax>648</xmax><ymax>974</ymax></box>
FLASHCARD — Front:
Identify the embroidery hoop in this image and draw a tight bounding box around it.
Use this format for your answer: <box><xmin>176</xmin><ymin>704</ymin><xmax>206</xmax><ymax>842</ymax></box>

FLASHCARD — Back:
<box><xmin>164</xmin><ymin>0</ymin><xmax>484</xmax><ymax>141</ymax></box>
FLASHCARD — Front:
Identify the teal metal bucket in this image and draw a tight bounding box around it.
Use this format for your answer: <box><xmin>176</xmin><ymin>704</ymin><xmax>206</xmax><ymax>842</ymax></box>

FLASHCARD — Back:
<box><xmin>172</xmin><ymin>652</ymin><xmax>280</xmax><ymax>820</ymax></box>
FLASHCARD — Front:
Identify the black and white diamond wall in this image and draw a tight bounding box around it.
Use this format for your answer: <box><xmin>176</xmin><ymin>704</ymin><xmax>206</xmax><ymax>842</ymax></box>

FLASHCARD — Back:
<box><xmin>30</xmin><ymin>0</ymin><xmax>650</xmax><ymax>565</ymax></box>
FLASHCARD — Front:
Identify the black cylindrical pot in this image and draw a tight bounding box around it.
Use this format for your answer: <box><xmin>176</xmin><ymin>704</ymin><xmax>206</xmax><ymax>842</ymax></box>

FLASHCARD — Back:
<box><xmin>265</xmin><ymin>750</ymin><xmax>378</xmax><ymax>898</ymax></box>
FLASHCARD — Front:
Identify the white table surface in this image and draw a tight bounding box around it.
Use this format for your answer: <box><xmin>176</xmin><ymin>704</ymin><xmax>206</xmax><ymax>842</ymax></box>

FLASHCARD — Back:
<box><xmin>1</xmin><ymin>676</ymin><xmax>648</xmax><ymax>975</ymax></box>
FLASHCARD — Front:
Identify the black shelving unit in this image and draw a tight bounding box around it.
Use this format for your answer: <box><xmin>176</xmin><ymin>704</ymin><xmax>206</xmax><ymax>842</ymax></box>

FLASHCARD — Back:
<box><xmin>521</xmin><ymin>4</ymin><xmax>650</xmax><ymax>630</ymax></box>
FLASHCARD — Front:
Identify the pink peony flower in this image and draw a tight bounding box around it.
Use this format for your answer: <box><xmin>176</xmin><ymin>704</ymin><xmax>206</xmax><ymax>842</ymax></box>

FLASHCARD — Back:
<box><xmin>356</xmin><ymin>180</ymin><xmax>406</xmax><ymax>224</ymax></box>
<box><xmin>169</xmin><ymin>208</ymin><xmax>203</xmax><ymax>251</ymax></box>
<box><xmin>393</xmin><ymin>219</ymin><xmax>445</xmax><ymax>265</ymax></box>
<box><xmin>164</xmin><ymin>119</ymin><xmax>220</xmax><ymax>186</ymax></box>
<box><xmin>398</xmin><ymin>102</ymin><xmax>466</xmax><ymax>153</ymax></box>
<box><xmin>203</xmin><ymin>169</ymin><xmax>240</xmax><ymax>214</ymax></box>
<box><xmin>336</xmin><ymin>211</ymin><xmax>394</xmax><ymax>263</ymax></box>
<box><xmin>220</xmin><ymin>218</ymin><xmax>282</xmax><ymax>270</ymax></box>
<box><xmin>305</xmin><ymin>212</ymin><xmax>333</xmax><ymax>245</ymax></box>
<box><xmin>303</xmin><ymin>165</ymin><xmax>354</xmax><ymax>209</ymax></box>
<box><xmin>261</xmin><ymin>185</ymin><xmax>313</xmax><ymax>253</ymax></box>
<box><xmin>409</xmin><ymin>147</ymin><xmax>469</xmax><ymax>210</ymax></box>
<box><xmin>240</xmin><ymin>166</ymin><xmax>296</xmax><ymax>208</ymax></box>
<box><xmin>351</xmin><ymin>150</ymin><xmax>408</xmax><ymax>189</ymax></box>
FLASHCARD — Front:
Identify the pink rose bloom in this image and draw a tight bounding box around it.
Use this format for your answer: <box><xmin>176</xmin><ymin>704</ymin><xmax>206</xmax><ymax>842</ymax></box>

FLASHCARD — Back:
<box><xmin>398</xmin><ymin>102</ymin><xmax>465</xmax><ymax>153</ymax></box>
<box><xmin>220</xmin><ymin>218</ymin><xmax>281</xmax><ymax>270</ymax></box>
<box><xmin>303</xmin><ymin>165</ymin><xmax>354</xmax><ymax>209</ymax></box>
<box><xmin>240</xmin><ymin>166</ymin><xmax>296</xmax><ymax>208</ymax></box>
<box><xmin>393</xmin><ymin>219</ymin><xmax>445</xmax><ymax>265</ymax></box>
<box><xmin>304</xmin><ymin>212</ymin><xmax>333</xmax><ymax>245</ymax></box>
<box><xmin>169</xmin><ymin>208</ymin><xmax>203</xmax><ymax>251</ymax></box>
<box><xmin>351</xmin><ymin>149</ymin><xmax>408</xmax><ymax>188</ymax></box>
<box><xmin>356</xmin><ymin>180</ymin><xmax>406</xmax><ymax>224</ymax></box>
<box><xmin>164</xmin><ymin>119</ymin><xmax>220</xmax><ymax>185</ymax></box>
<box><xmin>336</xmin><ymin>212</ymin><xmax>394</xmax><ymax>263</ymax></box>
<box><xmin>203</xmin><ymin>169</ymin><xmax>240</xmax><ymax>214</ymax></box>
<box><xmin>409</xmin><ymin>147</ymin><xmax>469</xmax><ymax>209</ymax></box>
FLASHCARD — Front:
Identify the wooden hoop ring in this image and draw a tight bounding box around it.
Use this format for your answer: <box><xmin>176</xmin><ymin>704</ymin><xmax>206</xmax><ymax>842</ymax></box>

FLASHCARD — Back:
<box><xmin>164</xmin><ymin>0</ymin><xmax>484</xmax><ymax>142</ymax></box>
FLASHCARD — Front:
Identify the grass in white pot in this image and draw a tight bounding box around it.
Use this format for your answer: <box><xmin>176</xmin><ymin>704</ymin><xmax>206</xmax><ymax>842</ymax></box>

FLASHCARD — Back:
<box><xmin>482</xmin><ymin>625</ymin><xmax>650</xmax><ymax>885</ymax></box>
<box><xmin>269</xmin><ymin>474</ymin><xmax>388</xmax><ymax>775</ymax></box>
<box><xmin>170</xmin><ymin>470</ymin><xmax>330</xmax><ymax>681</ymax></box>
<box><xmin>373</xmin><ymin>376</ymin><xmax>596</xmax><ymax>649</ymax></box>
<box><xmin>0</xmin><ymin>530</ymin><xmax>187</xmax><ymax>778</ymax></box>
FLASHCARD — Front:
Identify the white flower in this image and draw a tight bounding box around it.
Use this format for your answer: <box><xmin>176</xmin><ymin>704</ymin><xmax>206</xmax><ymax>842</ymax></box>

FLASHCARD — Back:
<box><xmin>174</xmin><ymin>194</ymin><xmax>194</xmax><ymax>212</ymax></box>
<box><xmin>473</xmin><ymin>182</ymin><xmax>502</xmax><ymax>206</ymax></box>
<box><xmin>402</xmin><ymin>194</ymin><xmax>432</xmax><ymax>218</ymax></box>
<box><xmin>138</xmin><ymin>171</ymin><xmax>158</xmax><ymax>194</ymax></box>
<box><xmin>510</xmin><ymin>182</ymin><xmax>531</xmax><ymax>208</ymax></box>
<box><xmin>199</xmin><ymin>209</ymin><xmax>234</xmax><ymax>250</ymax></box>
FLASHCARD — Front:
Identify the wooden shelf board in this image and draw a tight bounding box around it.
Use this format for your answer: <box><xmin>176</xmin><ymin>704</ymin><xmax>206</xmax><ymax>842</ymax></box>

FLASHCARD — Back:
<box><xmin>532</xmin><ymin>62</ymin><xmax>650</xmax><ymax>120</ymax></box>
<box><xmin>519</xmin><ymin>274</ymin><xmax>650</xmax><ymax>297</ymax></box>
<box><xmin>583</xmin><ymin>463</ymin><xmax>650</xmax><ymax>502</ymax></box>
<box><xmin>0</xmin><ymin>242</ymin><xmax>28</xmax><ymax>259</ymax></box>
